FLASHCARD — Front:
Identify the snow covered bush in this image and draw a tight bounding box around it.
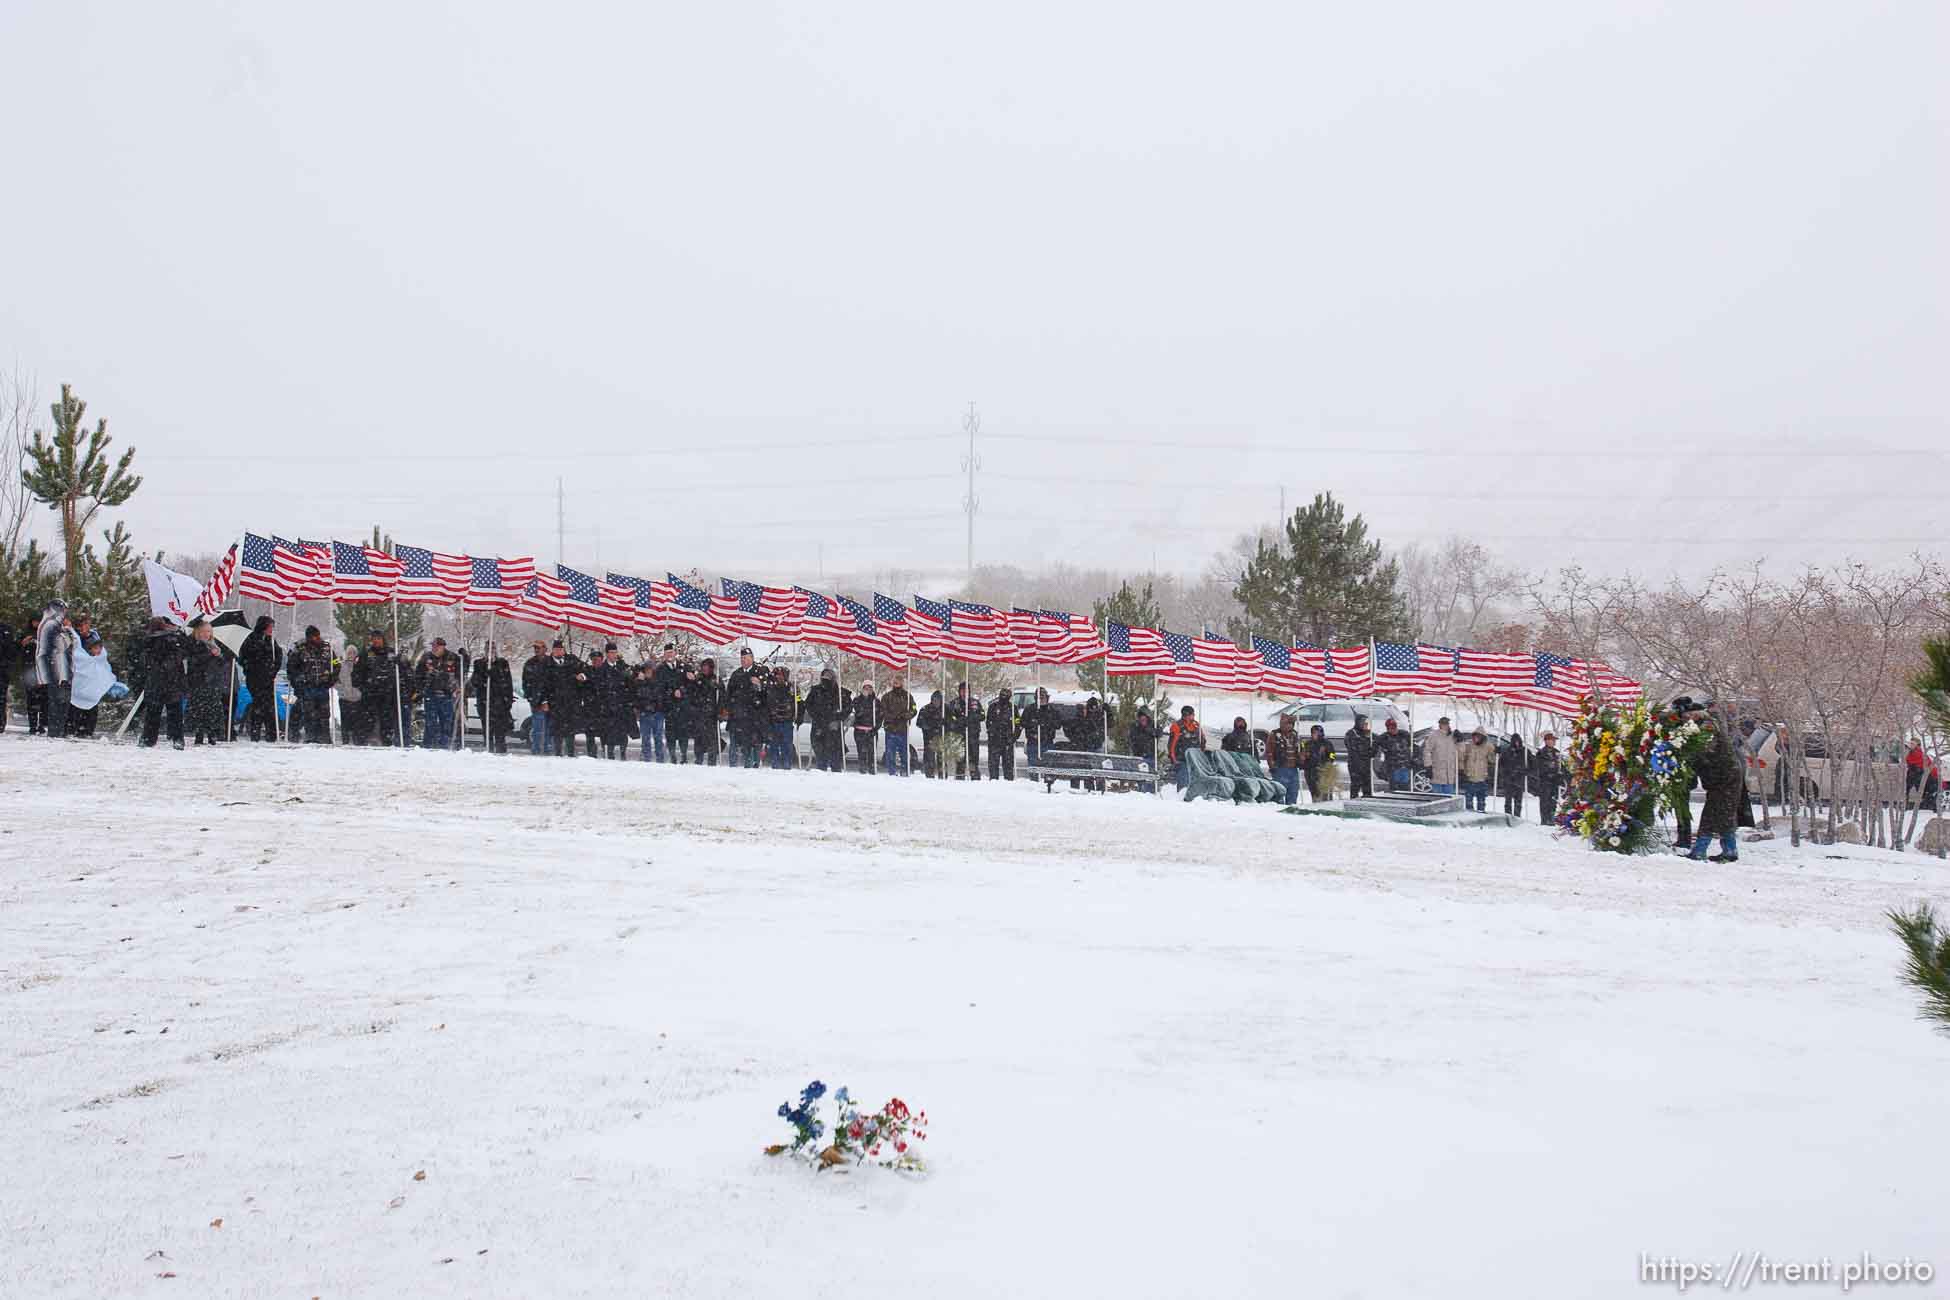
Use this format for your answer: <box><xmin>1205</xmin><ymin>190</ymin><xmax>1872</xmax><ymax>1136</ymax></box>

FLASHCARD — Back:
<box><xmin>767</xmin><ymin>1081</ymin><xmax>929</xmax><ymax>1173</ymax></box>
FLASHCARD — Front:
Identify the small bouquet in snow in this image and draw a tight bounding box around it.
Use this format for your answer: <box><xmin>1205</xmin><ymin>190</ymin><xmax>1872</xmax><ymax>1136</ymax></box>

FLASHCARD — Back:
<box><xmin>766</xmin><ymin>1081</ymin><xmax>929</xmax><ymax>1174</ymax></box>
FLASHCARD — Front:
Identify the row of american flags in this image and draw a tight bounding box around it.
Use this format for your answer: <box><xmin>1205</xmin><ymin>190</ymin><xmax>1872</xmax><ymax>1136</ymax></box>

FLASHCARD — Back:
<box><xmin>192</xmin><ymin>533</ymin><xmax>1639</xmax><ymax>713</ymax></box>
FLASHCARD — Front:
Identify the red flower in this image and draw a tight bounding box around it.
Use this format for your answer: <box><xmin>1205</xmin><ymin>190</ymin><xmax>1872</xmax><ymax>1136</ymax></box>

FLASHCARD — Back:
<box><xmin>896</xmin><ymin>1141</ymin><xmax>908</xmax><ymax>1153</ymax></box>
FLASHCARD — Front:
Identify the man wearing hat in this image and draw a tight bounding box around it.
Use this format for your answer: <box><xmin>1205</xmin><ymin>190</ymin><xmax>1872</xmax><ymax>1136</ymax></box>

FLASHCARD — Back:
<box><xmin>353</xmin><ymin>627</ymin><xmax>407</xmax><ymax>747</ymax></box>
<box><xmin>522</xmin><ymin>639</ymin><xmax>554</xmax><ymax>756</ymax></box>
<box><xmin>286</xmin><ymin>624</ymin><xmax>339</xmax><ymax>744</ymax></box>
<box><xmin>726</xmin><ymin>647</ymin><xmax>768</xmax><ymax>769</ymax></box>
<box><xmin>416</xmin><ymin>636</ymin><xmax>463</xmax><ymax>749</ymax></box>
<box><xmin>239</xmin><ymin>613</ymin><xmax>282</xmax><ymax>742</ymax></box>
<box><xmin>1458</xmin><ymin>726</ymin><xmax>1494</xmax><ymax>812</ymax></box>
<box><xmin>1530</xmin><ymin>731</ymin><xmax>1566</xmax><ymax>826</ymax></box>
<box><xmin>647</xmin><ymin>642</ymin><xmax>685</xmax><ymax>763</ymax></box>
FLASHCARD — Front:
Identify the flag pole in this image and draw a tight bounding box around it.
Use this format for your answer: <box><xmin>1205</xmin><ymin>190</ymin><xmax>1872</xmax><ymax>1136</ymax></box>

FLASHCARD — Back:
<box><xmin>484</xmin><ymin>611</ymin><xmax>496</xmax><ymax>755</ymax></box>
<box><xmin>392</xmin><ymin>596</ymin><xmax>405</xmax><ymax>749</ymax></box>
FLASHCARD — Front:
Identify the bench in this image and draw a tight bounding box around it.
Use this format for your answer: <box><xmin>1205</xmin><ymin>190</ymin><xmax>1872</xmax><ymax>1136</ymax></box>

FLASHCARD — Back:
<box><xmin>1024</xmin><ymin>748</ymin><xmax>1160</xmax><ymax>792</ymax></box>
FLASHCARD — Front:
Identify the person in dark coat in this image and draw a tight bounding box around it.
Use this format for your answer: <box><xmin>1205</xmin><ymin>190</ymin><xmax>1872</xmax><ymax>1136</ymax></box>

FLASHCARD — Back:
<box><xmin>0</xmin><ymin>616</ymin><xmax>14</xmax><ymax>732</ymax></box>
<box><xmin>238</xmin><ymin>615</ymin><xmax>282</xmax><ymax>742</ymax></box>
<box><xmin>352</xmin><ymin>629</ymin><xmax>407</xmax><ymax>746</ymax></box>
<box><xmin>880</xmin><ymin>677</ymin><xmax>916</xmax><ymax>776</ymax></box>
<box><xmin>1342</xmin><ymin>716</ymin><xmax>1376</xmax><ymax>800</ymax></box>
<box><xmin>850</xmin><ymin>680</ymin><xmax>882</xmax><ymax>774</ymax></box>
<box><xmin>725</xmin><ymin>648</ymin><xmax>768</xmax><ymax>769</ymax></box>
<box><xmin>1266</xmin><ymin>715</ymin><xmax>1304</xmax><ymax>805</ymax></box>
<box><xmin>1529</xmin><ymin>732</ymin><xmax>1566</xmax><ymax>826</ymax></box>
<box><xmin>663</xmin><ymin>653</ymin><xmax>693</xmax><ymax>763</ymax></box>
<box><xmin>138</xmin><ymin>617</ymin><xmax>190</xmax><ymax>749</ymax></box>
<box><xmin>1220</xmin><ymin>717</ymin><xmax>1255</xmax><ymax>755</ymax></box>
<box><xmin>648</xmin><ymin>644</ymin><xmax>686</xmax><ymax>763</ymax></box>
<box><xmin>417</xmin><ymin>637</ymin><xmax>465</xmax><ymax>750</ymax></box>
<box><xmin>521</xmin><ymin>640</ymin><xmax>554</xmax><ymax>756</ymax></box>
<box><xmin>592</xmin><ymin>644</ymin><xmax>633</xmax><ymax>759</ymax></box>
<box><xmin>1127</xmin><ymin>707</ymin><xmax>1159</xmax><ymax>765</ymax></box>
<box><xmin>764</xmin><ymin>667</ymin><xmax>798</xmax><ymax>769</ymax></box>
<box><xmin>286</xmin><ymin>625</ymin><xmax>337</xmax><ymax>744</ymax></box>
<box><xmin>985</xmin><ymin>688</ymin><xmax>1017</xmax><ymax>781</ymax></box>
<box><xmin>1376</xmin><ymin>718</ymin><xmax>1412</xmax><ymax>791</ymax></box>
<box><xmin>1302</xmin><ymin>724</ymin><xmax>1335</xmax><ymax>800</ymax></box>
<box><xmin>917</xmin><ymin>690</ymin><xmax>946</xmax><ymax>778</ymax></box>
<box><xmin>688</xmin><ymin>657</ymin><xmax>725</xmax><ymax>765</ymax></box>
<box><xmin>1496</xmin><ymin>733</ymin><xmax>1527</xmax><ymax>817</ymax></box>
<box><xmin>1686</xmin><ymin>716</ymin><xmax>1744</xmax><ymax>862</ymax></box>
<box><xmin>186</xmin><ymin>621</ymin><xmax>229</xmax><ymax>744</ymax></box>
<box><xmin>946</xmin><ymin>683</ymin><xmax>980</xmax><ymax>780</ymax></box>
<box><xmin>1019</xmin><ymin>688</ymin><xmax>1058</xmax><ymax>769</ymax></box>
<box><xmin>471</xmin><ymin>646</ymin><xmax>515</xmax><ymax>754</ymax></box>
<box><xmin>1067</xmin><ymin>696</ymin><xmax>1108</xmax><ymax>791</ymax></box>
<box><xmin>803</xmin><ymin>667</ymin><xmax>849</xmax><ymax>772</ymax></box>
<box><xmin>568</xmin><ymin>650</ymin><xmax>602</xmax><ymax>757</ymax></box>
<box><xmin>550</xmin><ymin>644</ymin><xmax>589</xmax><ymax>756</ymax></box>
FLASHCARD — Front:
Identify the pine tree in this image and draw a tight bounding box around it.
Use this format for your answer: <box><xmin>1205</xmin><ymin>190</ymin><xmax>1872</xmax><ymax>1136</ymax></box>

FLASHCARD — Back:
<box><xmin>1079</xmin><ymin>579</ymin><xmax>1170</xmax><ymax>749</ymax></box>
<box><xmin>1889</xmin><ymin>903</ymin><xmax>1950</xmax><ymax>1032</ymax></box>
<box><xmin>20</xmin><ymin>385</ymin><xmax>141</xmax><ymax>596</ymax></box>
<box><xmin>1228</xmin><ymin>492</ymin><xmax>1408</xmax><ymax>646</ymax></box>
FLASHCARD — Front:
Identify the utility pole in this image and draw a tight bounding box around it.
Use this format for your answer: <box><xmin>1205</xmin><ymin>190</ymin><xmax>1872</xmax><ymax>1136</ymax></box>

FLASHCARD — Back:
<box><xmin>556</xmin><ymin>477</ymin><xmax>565</xmax><ymax>561</ymax></box>
<box><xmin>961</xmin><ymin>402</ymin><xmax>980</xmax><ymax>582</ymax></box>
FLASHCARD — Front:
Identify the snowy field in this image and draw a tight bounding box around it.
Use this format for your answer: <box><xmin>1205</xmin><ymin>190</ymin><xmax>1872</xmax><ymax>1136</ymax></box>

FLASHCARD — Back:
<box><xmin>4</xmin><ymin>732</ymin><xmax>1948</xmax><ymax>1298</ymax></box>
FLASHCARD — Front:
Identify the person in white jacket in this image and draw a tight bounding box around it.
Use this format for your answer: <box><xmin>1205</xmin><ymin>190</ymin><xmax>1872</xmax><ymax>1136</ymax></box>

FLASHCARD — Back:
<box><xmin>1424</xmin><ymin>716</ymin><xmax>1460</xmax><ymax>795</ymax></box>
<box><xmin>35</xmin><ymin>600</ymin><xmax>75</xmax><ymax>739</ymax></box>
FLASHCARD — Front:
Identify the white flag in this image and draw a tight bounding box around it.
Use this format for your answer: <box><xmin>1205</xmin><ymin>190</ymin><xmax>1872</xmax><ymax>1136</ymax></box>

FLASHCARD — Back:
<box><xmin>144</xmin><ymin>558</ymin><xmax>205</xmax><ymax>628</ymax></box>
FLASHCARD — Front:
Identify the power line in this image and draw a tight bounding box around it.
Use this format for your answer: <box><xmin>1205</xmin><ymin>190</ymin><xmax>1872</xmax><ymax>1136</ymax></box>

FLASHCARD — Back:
<box><xmin>140</xmin><ymin>431</ymin><xmax>965</xmax><ymax>465</ymax></box>
<box><xmin>978</xmin><ymin>431</ymin><xmax>1945</xmax><ymax>459</ymax></box>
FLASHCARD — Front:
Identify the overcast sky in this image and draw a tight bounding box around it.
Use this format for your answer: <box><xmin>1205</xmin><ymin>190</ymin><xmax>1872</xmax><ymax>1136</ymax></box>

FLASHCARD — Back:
<box><xmin>2</xmin><ymin>1</ymin><xmax>1943</xmax><ymax>587</ymax></box>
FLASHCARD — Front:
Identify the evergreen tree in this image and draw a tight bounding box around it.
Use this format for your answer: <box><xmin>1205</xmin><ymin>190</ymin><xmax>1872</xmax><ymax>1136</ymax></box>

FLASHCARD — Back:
<box><xmin>1079</xmin><ymin>579</ymin><xmax>1170</xmax><ymax>749</ymax></box>
<box><xmin>1227</xmin><ymin>493</ymin><xmax>1408</xmax><ymax>646</ymax></box>
<box><xmin>333</xmin><ymin>526</ymin><xmax>423</xmax><ymax>651</ymax></box>
<box><xmin>1911</xmin><ymin>636</ymin><xmax>1950</xmax><ymax>736</ymax></box>
<box><xmin>1889</xmin><ymin>903</ymin><xmax>1950</xmax><ymax>1033</ymax></box>
<box><xmin>20</xmin><ymin>385</ymin><xmax>141</xmax><ymax>596</ymax></box>
<box><xmin>0</xmin><ymin>538</ymin><xmax>57</xmax><ymax>623</ymax></box>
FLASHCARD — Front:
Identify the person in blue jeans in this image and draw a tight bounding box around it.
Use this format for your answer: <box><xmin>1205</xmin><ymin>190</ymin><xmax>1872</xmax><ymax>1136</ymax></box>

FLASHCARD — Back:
<box><xmin>1424</xmin><ymin>717</ymin><xmax>1459</xmax><ymax>795</ymax></box>
<box><xmin>1684</xmin><ymin>712</ymin><xmax>1742</xmax><ymax>863</ymax></box>
<box><xmin>1458</xmin><ymin>727</ymin><xmax>1494</xmax><ymax>811</ymax></box>
<box><xmin>416</xmin><ymin>637</ymin><xmax>463</xmax><ymax>749</ymax></box>
<box><xmin>1265</xmin><ymin>715</ymin><xmax>1304</xmax><ymax>805</ymax></box>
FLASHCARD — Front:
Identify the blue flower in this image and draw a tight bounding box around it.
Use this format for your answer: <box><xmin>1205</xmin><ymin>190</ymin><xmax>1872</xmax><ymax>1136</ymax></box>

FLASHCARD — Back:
<box><xmin>777</xmin><ymin>1103</ymin><xmax>791</xmax><ymax>1119</ymax></box>
<box><xmin>834</xmin><ymin>1086</ymin><xmax>850</xmax><ymax>1106</ymax></box>
<box><xmin>801</xmin><ymin>1080</ymin><xmax>826</xmax><ymax>1102</ymax></box>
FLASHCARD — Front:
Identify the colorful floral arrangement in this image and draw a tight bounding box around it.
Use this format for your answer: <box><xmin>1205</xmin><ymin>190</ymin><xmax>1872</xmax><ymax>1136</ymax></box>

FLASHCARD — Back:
<box><xmin>1557</xmin><ymin>697</ymin><xmax>1715</xmax><ymax>852</ymax></box>
<box><xmin>767</xmin><ymin>1081</ymin><xmax>929</xmax><ymax>1173</ymax></box>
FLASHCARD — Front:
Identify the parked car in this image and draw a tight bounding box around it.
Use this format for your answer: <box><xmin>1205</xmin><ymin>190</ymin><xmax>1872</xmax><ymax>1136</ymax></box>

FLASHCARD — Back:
<box><xmin>1252</xmin><ymin>698</ymin><xmax>1410</xmax><ymax>761</ymax></box>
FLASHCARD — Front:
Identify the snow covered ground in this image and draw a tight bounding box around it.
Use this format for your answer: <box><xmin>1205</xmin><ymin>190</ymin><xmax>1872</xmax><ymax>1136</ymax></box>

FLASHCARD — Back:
<box><xmin>4</xmin><ymin>732</ymin><xmax>1947</xmax><ymax>1298</ymax></box>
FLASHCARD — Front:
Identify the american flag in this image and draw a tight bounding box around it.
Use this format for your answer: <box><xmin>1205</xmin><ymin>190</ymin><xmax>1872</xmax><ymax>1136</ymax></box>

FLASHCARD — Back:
<box><xmin>1594</xmin><ymin>664</ymin><xmax>1644</xmax><ymax>704</ymax></box>
<box><xmin>1251</xmin><ymin>636</ymin><xmax>1322</xmax><ymax>695</ymax></box>
<box><xmin>798</xmin><ymin>589</ymin><xmax>860</xmax><ymax>649</ymax></box>
<box><xmin>500</xmin><ymin>572</ymin><xmax>570</xmax><ymax>629</ymax></box>
<box><xmin>872</xmin><ymin>593</ymin><xmax>923</xmax><ymax>659</ymax></box>
<box><xmin>462</xmin><ymin>556</ymin><xmax>527</xmax><ymax>612</ymax></box>
<box><xmin>1320</xmin><ymin>645</ymin><xmax>1375</xmax><ymax>695</ymax></box>
<box><xmin>238</xmin><ymin>532</ymin><xmax>299</xmax><ymax>603</ymax></box>
<box><xmin>1502</xmin><ymin>652</ymin><xmax>1589</xmax><ymax>715</ymax></box>
<box><xmin>1042</xmin><ymin>610</ymin><xmax>1108</xmax><ymax>664</ymax></box>
<box><xmin>911</xmin><ymin>596</ymin><xmax>957</xmax><ymax>660</ymax></box>
<box><xmin>329</xmin><ymin>540</ymin><xmax>403</xmax><ymax>602</ymax></box>
<box><xmin>1105</xmin><ymin>621</ymin><xmax>1172</xmax><ymax>675</ymax></box>
<box><xmin>394</xmin><ymin>544</ymin><xmax>471</xmax><ymax>606</ymax></box>
<box><xmin>839</xmin><ymin>595</ymin><xmax>905</xmax><ymax>668</ymax></box>
<box><xmin>667</xmin><ymin>574</ymin><xmax>742</xmax><ymax>644</ymax></box>
<box><xmin>281</xmin><ymin>538</ymin><xmax>336</xmax><ymax>601</ymax></box>
<box><xmin>608</xmin><ymin>572</ymin><xmax>674</xmax><ymax>636</ymax></box>
<box><xmin>1003</xmin><ymin>609</ymin><xmax>1046</xmax><ymax>664</ymax></box>
<box><xmin>192</xmin><ymin>544</ymin><xmax>238</xmax><ymax>617</ymax></box>
<box><xmin>723</xmin><ymin>578</ymin><xmax>804</xmax><ymax>640</ymax></box>
<box><xmin>558</xmin><ymin>564</ymin><xmax>637</xmax><ymax>638</ymax></box>
<box><xmin>1453</xmin><ymin>648</ymin><xmax>1533</xmax><ymax>699</ymax></box>
<box><xmin>1160</xmin><ymin>630</ymin><xmax>1242</xmax><ymax>690</ymax></box>
<box><xmin>946</xmin><ymin>599</ymin><xmax>1009</xmax><ymax>662</ymax></box>
<box><xmin>1374</xmin><ymin>642</ymin><xmax>1458</xmax><ymax>695</ymax></box>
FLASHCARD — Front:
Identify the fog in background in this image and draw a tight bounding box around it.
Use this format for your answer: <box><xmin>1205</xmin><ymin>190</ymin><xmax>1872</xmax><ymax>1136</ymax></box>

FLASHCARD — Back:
<box><xmin>1</xmin><ymin>0</ymin><xmax>1943</xmax><ymax>586</ymax></box>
